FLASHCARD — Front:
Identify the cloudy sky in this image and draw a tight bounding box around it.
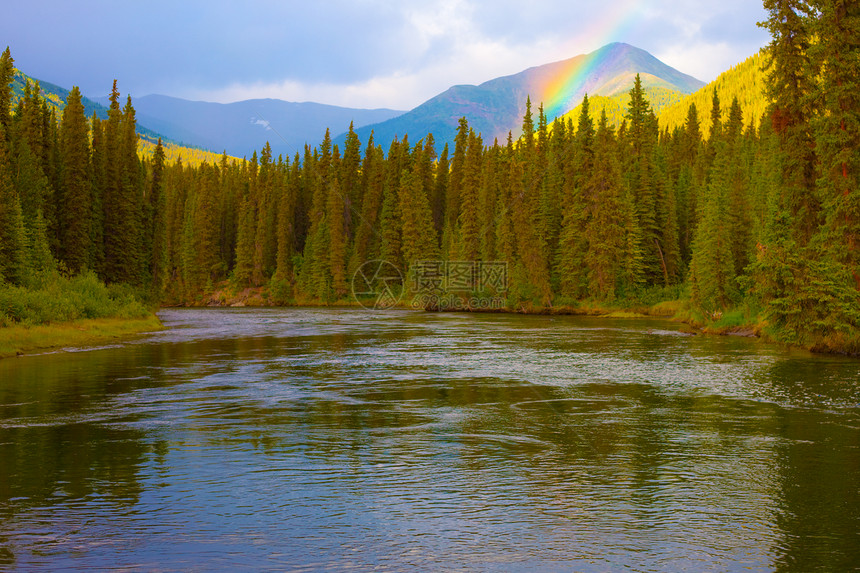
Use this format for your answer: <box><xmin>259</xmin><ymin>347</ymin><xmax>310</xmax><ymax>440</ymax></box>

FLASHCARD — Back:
<box><xmin>3</xmin><ymin>0</ymin><xmax>769</xmax><ymax>110</ymax></box>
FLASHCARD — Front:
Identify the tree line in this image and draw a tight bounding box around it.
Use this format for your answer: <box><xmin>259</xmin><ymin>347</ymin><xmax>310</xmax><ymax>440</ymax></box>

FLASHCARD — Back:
<box><xmin>0</xmin><ymin>0</ymin><xmax>857</xmax><ymax>350</ymax></box>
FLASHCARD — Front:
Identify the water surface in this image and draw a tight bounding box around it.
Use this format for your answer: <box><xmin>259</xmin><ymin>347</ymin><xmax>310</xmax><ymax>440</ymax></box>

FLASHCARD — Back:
<box><xmin>1</xmin><ymin>308</ymin><xmax>859</xmax><ymax>571</ymax></box>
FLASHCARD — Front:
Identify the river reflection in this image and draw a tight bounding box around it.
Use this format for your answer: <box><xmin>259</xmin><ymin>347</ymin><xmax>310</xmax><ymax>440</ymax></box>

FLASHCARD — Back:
<box><xmin>1</xmin><ymin>308</ymin><xmax>859</xmax><ymax>570</ymax></box>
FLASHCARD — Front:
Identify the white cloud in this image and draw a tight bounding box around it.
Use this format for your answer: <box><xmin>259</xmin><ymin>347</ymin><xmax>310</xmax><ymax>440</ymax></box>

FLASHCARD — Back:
<box><xmin>251</xmin><ymin>117</ymin><xmax>272</xmax><ymax>131</ymax></box>
<box><xmin>184</xmin><ymin>0</ymin><xmax>769</xmax><ymax>109</ymax></box>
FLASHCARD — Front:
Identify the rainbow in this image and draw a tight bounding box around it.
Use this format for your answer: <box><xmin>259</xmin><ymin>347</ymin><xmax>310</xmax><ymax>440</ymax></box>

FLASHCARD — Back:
<box><xmin>537</xmin><ymin>0</ymin><xmax>643</xmax><ymax>120</ymax></box>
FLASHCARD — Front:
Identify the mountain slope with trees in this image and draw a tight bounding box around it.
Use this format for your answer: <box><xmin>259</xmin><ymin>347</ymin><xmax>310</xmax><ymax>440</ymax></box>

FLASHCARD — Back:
<box><xmin>1</xmin><ymin>0</ymin><xmax>858</xmax><ymax>355</ymax></box>
<box><xmin>340</xmin><ymin>42</ymin><xmax>704</xmax><ymax>153</ymax></box>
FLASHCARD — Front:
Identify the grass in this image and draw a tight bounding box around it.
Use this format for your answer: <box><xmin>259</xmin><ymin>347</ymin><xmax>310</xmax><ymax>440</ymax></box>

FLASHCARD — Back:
<box><xmin>0</xmin><ymin>315</ymin><xmax>163</xmax><ymax>358</ymax></box>
<box><xmin>0</xmin><ymin>269</ymin><xmax>162</xmax><ymax>358</ymax></box>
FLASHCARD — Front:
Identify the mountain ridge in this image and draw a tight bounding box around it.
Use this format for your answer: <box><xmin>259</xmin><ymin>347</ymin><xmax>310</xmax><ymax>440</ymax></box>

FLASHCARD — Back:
<box><xmin>94</xmin><ymin>93</ymin><xmax>405</xmax><ymax>159</ymax></box>
<box><xmin>335</xmin><ymin>42</ymin><xmax>705</xmax><ymax>150</ymax></box>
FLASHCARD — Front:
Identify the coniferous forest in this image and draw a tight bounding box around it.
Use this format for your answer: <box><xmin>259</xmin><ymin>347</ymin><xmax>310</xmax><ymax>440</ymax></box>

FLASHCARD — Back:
<box><xmin>0</xmin><ymin>1</ymin><xmax>858</xmax><ymax>353</ymax></box>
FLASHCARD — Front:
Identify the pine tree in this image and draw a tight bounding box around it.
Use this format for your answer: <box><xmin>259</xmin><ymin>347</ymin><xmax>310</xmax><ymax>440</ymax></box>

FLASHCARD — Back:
<box><xmin>443</xmin><ymin>118</ymin><xmax>469</xmax><ymax>258</ymax></box>
<box><xmin>584</xmin><ymin>112</ymin><xmax>626</xmax><ymax>300</ymax></box>
<box><xmin>457</xmin><ymin>129</ymin><xmax>482</xmax><ymax>261</ymax></box>
<box><xmin>0</xmin><ymin>47</ymin><xmax>13</xmax><ymax>139</ymax></box>
<box><xmin>274</xmin><ymin>156</ymin><xmax>297</xmax><ymax>285</ymax></box>
<box><xmin>89</xmin><ymin>114</ymin><xmax>106</xmax><ymax>275</ymax></box>
<box><xmin>379</xmin><ymin>137</ymin><xmax>404</xmax><ymax>271</ymax></box>
<box><xmin>557</xmin><ymin>96</ymin><xmax>594</xmax><ymax>298</ymax></box>
<box><xmin>28</xmin><ymin>208</ymin><xmax>56</xmax><ymax>278</ymax></box>
<box><xmin>399</xmin><ymin>149</ymin><xmax>439</xmax><ymax>266</ymax></box>
<box><xmin>812</xmin><ymin>0</ymin><xmax>860</xmax><ymax>273</ymax></box>
<box><xmin>759</xmin><ymin>0</ymin><xmax>819</xmax><ymax>240</ymax></box>
<box><xmin>327</xmin><ymin>161</ymin><xmax>348</xmax><ymax>297</ymax></box>
<box><xmin>624</xmin><ymin>75</ymin><xmax>662</xmax><ymax>284</ymax></box>
<box><xmin>0</xmin><ymin>134</ymin><xmax>28</xmax><ymax>284</ymax></box>
<box><xmin>478</xmin><ymin>144</ymin><xmax>499</xmax><ymax>261</ymax></box>
<box><xmin>195</xmin><ymin>165</ymin><xmax>222</xmax><ymax>290</ymax></box>
<box><xmin>509</xmin><ymin>153</ymin><xmax>551</xmax><ymax>304</ymax></box>
<box><xmin>59</xmin><ymin>86</ymin><xmax>91</xmax><ymax>273</ymax></box>
<box><xmin>233</xmin><ymin>196</ymin><xmax>256</xmax><ymax>287</ymax></box>
<box><xmin>690</xmin><ymin>136</ymin><xmax>740</xmax><ymax>314</ymax></box>
<box><xmin>340</xmin><ymin>122</ymin><xmax>361</xmax><ymax>239</ymax></box>
<box><xmin>149</xmin><ymin>139</ymin><xmax>168</xmax><ymax>297</ymax></box>
<box><xmin>431</xmin><ymin>143</ymin><xmax>449</xmax><ymax>238</ymax></box>
<box><xmin>349</xmin><ymin>135</ymin><xmax>384</xmax><ymax>273</ymax></box>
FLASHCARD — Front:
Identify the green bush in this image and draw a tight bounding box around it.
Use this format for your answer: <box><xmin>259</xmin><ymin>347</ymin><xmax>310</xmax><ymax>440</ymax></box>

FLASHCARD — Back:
<box><xmin>0</xmin><ymin>270</ymin><xmax>151</xmax><ymax>327</ymax></box>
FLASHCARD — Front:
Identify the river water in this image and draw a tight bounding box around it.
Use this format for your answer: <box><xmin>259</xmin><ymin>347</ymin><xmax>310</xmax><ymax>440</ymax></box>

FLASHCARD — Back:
<box><xmin>1</xmin><ymin>308</ymin><xmax>859</xmax><ymax>571</ymax></box>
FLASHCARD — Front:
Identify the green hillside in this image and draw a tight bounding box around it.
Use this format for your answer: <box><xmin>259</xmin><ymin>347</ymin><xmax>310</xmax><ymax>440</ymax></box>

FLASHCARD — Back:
<box><xmin>12</xmin><ymin>70</ymin><xmax>165</xmax><ymax>144</ymax></box>
<box><xmin>559</xmin><ymin>85</ymin><xmax>687</xmax><ymax>129</ymax></box>
<box><xmin>657</xmin><ymin>52</ymin><xmax>767</xmax><ymax>137</ymax></box>
<box><xmin>12</xmin><ymin>69</ymin><xmax>235</xmax><ymax>166</ymax></box>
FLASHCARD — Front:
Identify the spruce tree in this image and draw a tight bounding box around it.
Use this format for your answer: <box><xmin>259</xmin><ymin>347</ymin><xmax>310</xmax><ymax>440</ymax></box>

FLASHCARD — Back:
<box><xmin>349</xmin><ymin>135</ymin><xmax>384</xmax><ymax>273</ymax></box>
<box><xmin>584</xmin><ymin>112</ymin><xmax>626</xmax><ymax>300</ymax></box>
<box><xmin>0</xmin><ymin>133</ymin><xmax>28</xmax><ymax>284</ymax></box>
<box><xmin>326</xmin><ymin>161</ymin><xmax>348</xmax><ymax>297</ymax></box>
<box><xmin>557</xmin><ymin>96</ymin><xmax>594</xmax><ymax>298</ymax></box>
<box><xmin>0</xmin><ymin>47</ymin><xmax>13</xmax><ymax>139</ymax></box>
<box><xmin>457</xmin><ymin>129</ymin><xmax>482</xmax><ymax>261</ymax></box>
<box><xmin>149</xmin><ymin>139</ymin><xmax>168</xmax><ymax>297</ymax></box>
<box><xmin>443</xmin><ymin>118</ymin><xmax>469</xmax><ymax>259</ymax></box>
<box><xmin>59</xmin><ymin>86</ymin><xmax>92</xmax><ymax>273</ymax></box>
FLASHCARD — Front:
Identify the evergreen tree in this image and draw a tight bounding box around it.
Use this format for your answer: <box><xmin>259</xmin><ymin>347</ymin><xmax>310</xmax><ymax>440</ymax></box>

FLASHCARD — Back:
<box><xmin>274</xmin><ymin>156</ymin><xmax>297</xmax><ymax>285</ymax></box>
<box><xmin>89</xmin><ymin>114</ymin><xmax>106</xmax><ymax>275</ymax></box>
<box><xmin>379</xmin><ymin>137</ymin><xmax>405</xmax><ymax>271</ymax></box>
<box><xmin>431</xmin><ymin>143</ymin><xmax>449</xmax><ymax>238</ymax></box>
<box><xmin>28</xmin><ymin>208</ymin><xmax>56</xmax><ymax>277</ymax></box>
<box><xmin>557</xmin><ymin>96</ymin><xmax>594</xmax><ymax>298</ymax></box>
<box><xmin>327</xmin><ymin>161</ymin><xmax>348</xmax><ymax>297</ymax></box>
<box><xmin>584</xmin><ymin>112</ymin><xmax>626</xmax><ymax>300</ymax></box>
<box><xmin>812</xmin><ymin>0</ymin><xmax>860</xmax><ymax>273</ymax></box>
<box><xmin>349</xmin><ymin>135</ymin><xmax>384</xmax><ymax>273</ymax></box>
<box><xmin>458</xmin><ymin>129</ymin><xmax>482</xmax><ymax>261</ymax></box>
<box><xmin>759</xmin><ymin>0</ymin><xmax>819</xmax><ymax>240</ymax></box>
<box><xmin>233</xmin><ymin>196</ymin><xmax>256</xmax><ymax>287</ymax></box>
<box><xmin>0</xmin><ymin>133</ymin><xmax>28</xmax><ymax>284</ymax></box>
<box><xmin>59</xmin><ymin>86</ymin><xmax>91</xmax><ymax>273</ymax></box>
<box><xmin>690</xmin><ymin>136</ymin><xmax>740</xmax><ymax>313</ymax></box>
<box><xmin>399</xmin><ymin>150</ymin><xmax>439</xmax><ymax>266</ymax></box>
<box><xmin>624</xmin><ymin>74</ymin><xmax>662</xmax><ymax>283</ymax></box>
<box><xmin>149</xmin><ymin>139</ymin><xmax>168</xmax><ymax>297</ymax></box>
<box><xmin>0</xmin><ymin>47</ymin><xmax>13</xmax><ymax>139</ymax></box>
<box><xmin>443</xmin><ymin>118</ymin><xmax>469</xmax><ymax>258</ymax></box>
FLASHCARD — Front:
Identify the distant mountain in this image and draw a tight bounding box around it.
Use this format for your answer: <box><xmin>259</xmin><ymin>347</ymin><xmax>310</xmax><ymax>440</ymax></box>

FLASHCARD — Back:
<box><xmin>94</xmin><ymin>95</ymin><xmax>405</xmax><ymax>159</ymax></box>
<box><xmin>337</xmin><ymin>42</ymin><xmax>705</xmax><ymax>151</ymax></box>
<box><xmin>12</xmin><ymin>71</ymin><xmax>170</xmax><ymax>145</ymax></box>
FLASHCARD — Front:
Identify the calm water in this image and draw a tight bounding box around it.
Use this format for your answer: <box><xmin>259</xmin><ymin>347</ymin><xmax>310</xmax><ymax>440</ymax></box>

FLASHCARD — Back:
<box><xmin>1</xmin><ymin>308</ymin><xmax>859</xmax><ymax>571</ymax></box>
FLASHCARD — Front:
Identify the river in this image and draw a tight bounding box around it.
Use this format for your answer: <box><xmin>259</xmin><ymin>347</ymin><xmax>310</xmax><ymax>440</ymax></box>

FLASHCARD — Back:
<box><xmin>1</xmin><ymin>308</ymin><xmax>859</xmax><ymax>571</ymax></box>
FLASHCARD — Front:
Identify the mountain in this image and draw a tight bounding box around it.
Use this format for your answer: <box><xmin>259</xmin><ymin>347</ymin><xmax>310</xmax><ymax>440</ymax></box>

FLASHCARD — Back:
<box><xmin>12</xmin><ymin>70</ymin><xmax>237</xmax><ymax>166</ymax></box>
<box><xmin>657</xmin><ymin>52</ymin><xmax>767</xmax><ymax>138</ymax></box>
<box><xmin>12</xmin><ymin>70</ymin><xmax>169</xmax><ymax>146</ymax></box>
<box><xmin>337</xmin><ymin>42</ymin><xmax>705</xmax><ymax>151</ymax></box>
<box><xmin>95</xmin><ymin>95</ymin><xmax>405</xmax><ymax>159</ymax></box>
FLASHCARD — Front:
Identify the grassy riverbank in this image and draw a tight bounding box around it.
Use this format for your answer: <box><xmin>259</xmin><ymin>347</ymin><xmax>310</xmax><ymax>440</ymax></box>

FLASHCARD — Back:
<box><xmin>0</xmin><ymin>315</ymin><xmax>163</xmax><ymax>358</ymax></box>
<box><xmin>0</xmin><ymin>270</ymin><xmax>162</xmax><ymax>358</ymax></box>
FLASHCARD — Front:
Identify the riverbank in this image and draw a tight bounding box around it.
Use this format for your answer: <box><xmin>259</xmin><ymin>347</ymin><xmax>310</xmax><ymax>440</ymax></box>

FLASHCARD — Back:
<box><xmin>0</xmin><ymin>315</ymin><xmax>164</xmax><ymax>359</ymax></box>
<box><xmin>164</xmin><ymin>282</ymin><xmax>860</xmax><ymax>356</ymax></box>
